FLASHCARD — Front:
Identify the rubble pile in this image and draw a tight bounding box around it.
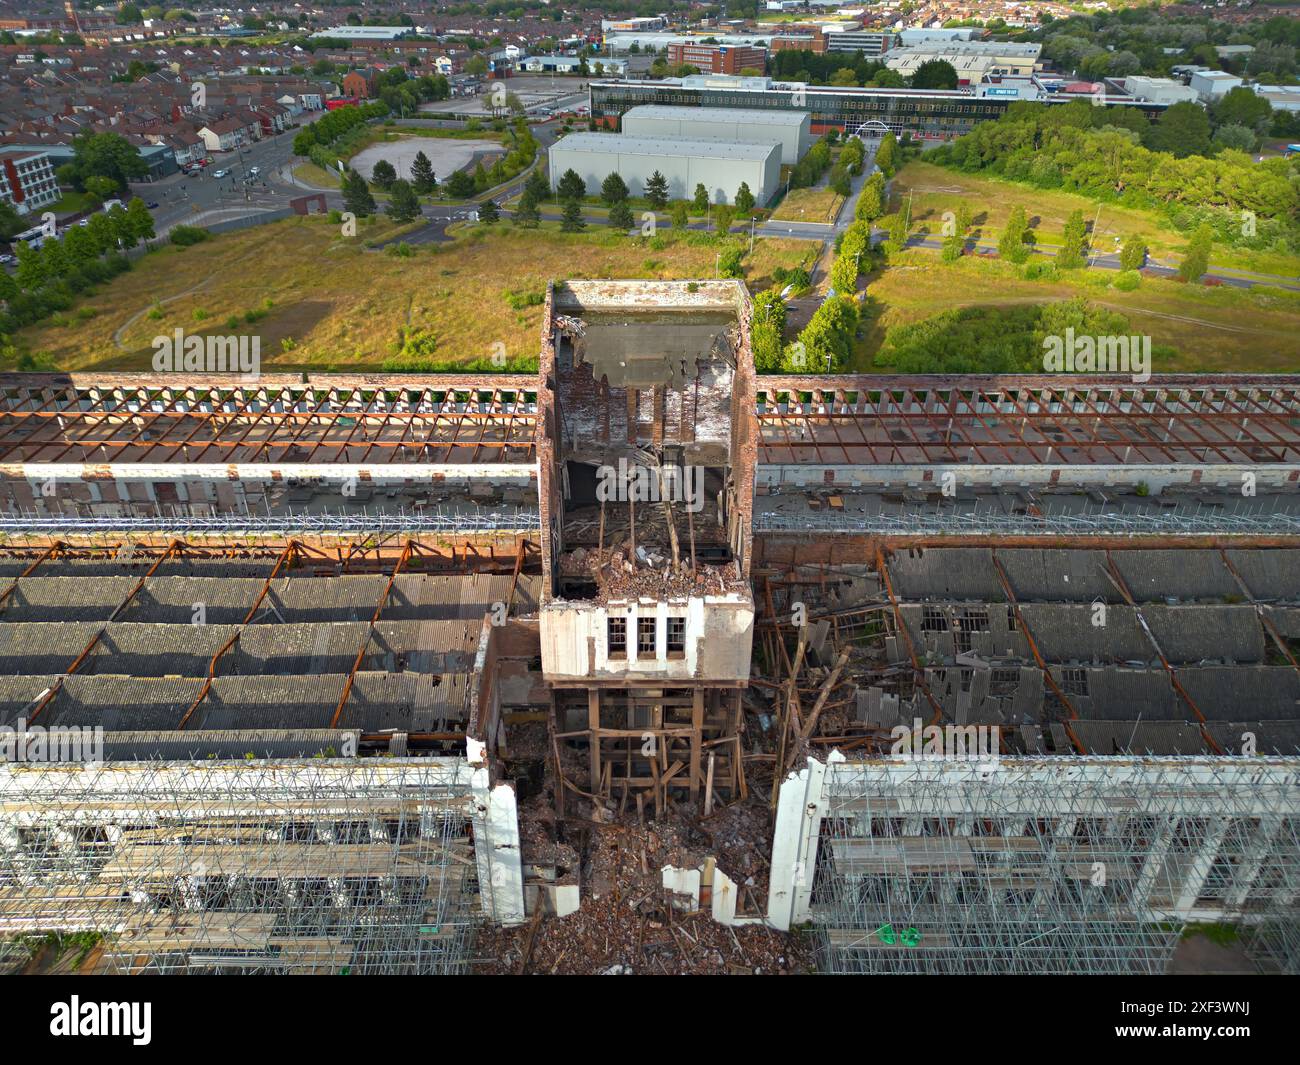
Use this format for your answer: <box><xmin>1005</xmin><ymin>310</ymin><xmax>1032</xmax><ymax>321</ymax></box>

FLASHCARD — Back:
<box><xmin>478</xmin><ymin>796</ymin><xmax>809</xmax><ymax>975</ymax></box>
<box><xmin>561</xmin><ymin>543</ymin><xmax>747</xmax><ymax>603</ymax></box>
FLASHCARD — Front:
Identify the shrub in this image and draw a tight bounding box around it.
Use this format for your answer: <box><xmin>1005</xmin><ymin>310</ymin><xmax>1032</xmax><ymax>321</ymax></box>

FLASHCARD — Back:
<box><xmin>169</xmin><ymin>225</ymin><xmax>210</xmax><ymax>247</ymax></box>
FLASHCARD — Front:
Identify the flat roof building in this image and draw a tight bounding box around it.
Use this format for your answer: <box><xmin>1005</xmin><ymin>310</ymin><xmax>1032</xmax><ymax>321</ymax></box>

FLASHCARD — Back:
<box><xmin>1121</xmin><ymin>76</ymin><xmax>1200</xmax><ymax>105</ymax></box>
<box><xmin>591</xmin><ymin>78</ymin><xmax>1169</xmax><ymax>138</ymax></box>
<box><xmin>620</xmin><ymin>103</ymin><xmax>811</xmax><ymax>165</ymax></box>
<box><xmin>0</xmin><ymin>148</ymin><xmax>58</xmax><ymax>216</ymax></box>
<box><xmin>1190</xmin><ymin>69</ymin><xmax>1244</xmax><ymax>99</ymax></box>
<box><xmin>548</xmin><ymin>132</ymin><xmax>781</xmax><ymax>206</ymax></box>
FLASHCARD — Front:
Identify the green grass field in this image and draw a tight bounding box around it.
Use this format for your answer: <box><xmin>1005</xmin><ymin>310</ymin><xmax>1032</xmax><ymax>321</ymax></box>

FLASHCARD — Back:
<box><xmin>10</xmin><ymin>218</ymin><xmax>818</xmax><ymax>373</ymax></box>
<box><xmin>891</xmin><ymin>160</ymin><xmax>1300</xmax><ymax>279</ymax></box>
<box><xmin>848</xmin><ymin>250</ymin><xmax>1300</xmax><ymax>373</ymax></box>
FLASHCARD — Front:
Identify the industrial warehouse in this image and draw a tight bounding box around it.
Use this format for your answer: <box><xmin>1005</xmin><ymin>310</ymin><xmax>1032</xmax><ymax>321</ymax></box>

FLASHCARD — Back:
<box><xmin>548</xmin><ymin>133</ymin><xmax>781</xmax><ymax>206</ymax></box>
<box><xmin>0</xmin><ymin>279</ymin><xmax>1297</xmax><ymax>977</ymax></box>
<box><xmin>620</xmin><ymin>105</ymin><xmax>812</xmax><ymax>165</ymax></box>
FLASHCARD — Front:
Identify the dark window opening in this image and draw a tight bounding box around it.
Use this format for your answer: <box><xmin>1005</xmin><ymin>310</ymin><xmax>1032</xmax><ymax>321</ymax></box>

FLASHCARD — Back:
<box><xmin>666</xmin><ymin>616</ymin><xmax>685</xmax><ymax>655</ymax></box>
<box><xmin>637</xmin><ymin>616</ymin><xmax>656</xmax><ymax>655</ymax></box>
<box><xmin>1063</xmin><ymin>668</ymin><xmax>1089</xmax><ymax>697</ymax></box>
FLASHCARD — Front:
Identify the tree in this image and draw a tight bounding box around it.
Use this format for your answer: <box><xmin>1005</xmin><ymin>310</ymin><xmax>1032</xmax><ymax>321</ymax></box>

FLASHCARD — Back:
<box><xmin>734</xmin><ymin>182</ymin><xmax>755</xmax><ymax>215</ymax></box>
<box><xmin>341</xmin><ymin>167</ymin><xmax>377</xmax><ymax>217</ymax></box>
<box><xmin>125</xmin><ymin>198</ymin><xmax>155</xmax><ymax>243</ymax></box>
<box><xmin>69</xmin><ymin>131</ymin><xmax>147</xmax><ymax>192</ymax></box>
<box><xmin>1119</xmin><ymin>235</ymin><xmax>1147</xmax><ymax>272</ymax></box>
<box><xmin>0</xmin><ymin>201</ymin><xmax>23</xmax><ymax>241</ymax></box>
<box><xmin>465</xmin><ymin>55</ymin><xmax>488</xmax><ymax>76</ymax></box>
<box><xmin>117</xmin><ymin>3</ymin><xmax>143</xmax><ymax>22</ymax></box>
<box><xmin>692</xmin><ymin>183</ymin><xmax>709</xmax><ymax>214</ymax></box>
<box><xmin>474</xmin><ymin>197</ymin><xmax>498</xmax><ymax>225</ymax></box>
<box><xmin>910</xmin><ymin>59</ymin><xmax>958</xmax><ymax>90</ymax></box>
<box><xmin>557</xmin><ymin>169</ymin><xmax>586</xmax><ymax>201</ymax></box>
<box><xmin>107</xmin><ymin>205</ymin><xmax>136</xmax><ymax>249</ymax></box>
<box><xmin>1178</xmin><ymin>224</ymin><xmax>1213</xmax><ymax>283</ymax></box>
<box><xmin>14</xmin><ymin>241</ymin><xmax>49</xmax><ymax>291</ymax></box>
<box><xmin>1057</xmin><ymin>209</ymin><xmax>1088</xmax><ymax>269</ymax></box>
<box><xmin>840</xmin><ymin>137</ymin><xmax>865</xmax><ymax>176</ymax></box>
<box><xmin>514</xmin><ymin>190</ymin><xmax>540</xmax><ymax>228</ymax></box>
<box><xmin>1213</xmin><ymin>86</ymin><xmax>1273</xmax><ymax>134</ymax></box>
<box><xmin>385</xmin><ymin>179</ymin><xmax>421</xmax><ymax>223</ymax></box>
<box><xmin>84</xmin><ymin>175</ymin><xmax>119</xmax><ymax>203</ymax></box>
<box><xmin>1143</xmin><ymin>101</ymin><xmax>1212</xmax><ymax>158</ymax></box>
<box><xmin>445</xmin><ymin>170</ymin><xmax>476</xmax><ymax>198</ymax></box>
<box><xmin>882</xmin><ymin>212</ymin><xmax>907</xmax><ymax>254</ymax></box>
<box><xmin>86</xmin><ymin>212</ymin><xmax>116</xmax><ymax>254</ymax></box>
<box><xmin>523</xmin><ymin>168</ymin><xmax>549</xmax><ymax>204</ymax></box>
<box><xmin>370</xmin><ymin>159</ymin><xmax>397</xmax><ymax>191</ymax></box>
<box><xmin>796</xmin><ymin>295</ymin><xmax>857</xmax><ymax>372</ymax></box>
<box><xmin>410</xmin><ymin>150</ymin><xmax>435</xmax><ymax>194</ymax></box>
<box><xmin>998</xmin><ymin>205</ymin><xmax>1030</xmax><ymax>263</ymax></box>
<box><xmin>560</xmin><ymin>198</ymin><xmax>585</xmax><ymax>232</ymax></box>
<box><xmin>751</xmin><ymin>290</ymin><xmax>787</xmax><ymax>373</ymax></box>
<box><xmin>644</xmin><ymin>170</ymin><xmax>668</xmax><ymax>210</ymax></box>
<box><xmin>600</xmin><ymin>171</ymin><xmax>629</xmax><ymax>206</ymax></box>
<box><xmin>874</xmin><ymin>132</ymin><xmax>898</xmax><ymax>177</ymax></box>
<box><xmin>856</xmin><ymin>172</ymin><xmax>885</xmax><ymax>223</ymax></box>
<box><xmin>608</xmin><ymin>201</ymin><xmax>634</xmax><ymax>231</ymax></box>
<box><xmin>1212</xmin><ymin>123</ymin><xmax>1256</xmax><ymax>153</ymax></box>
<box><xmin>670</xmin><ymin>201</ymin><xmax>689</xmax><ymax>230</ymax></box>
<box><xmin>714</xmin><ymin>205</ymin><xmax>734</xmax><ymax>236</ymax></box>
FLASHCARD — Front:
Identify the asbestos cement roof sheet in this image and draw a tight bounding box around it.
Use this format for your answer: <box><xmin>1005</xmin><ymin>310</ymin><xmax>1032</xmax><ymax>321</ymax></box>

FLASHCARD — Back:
<box><xmin>0</xmin><ymin>622</ymin><xmax>102</xmax><ymax>674</ymax></box>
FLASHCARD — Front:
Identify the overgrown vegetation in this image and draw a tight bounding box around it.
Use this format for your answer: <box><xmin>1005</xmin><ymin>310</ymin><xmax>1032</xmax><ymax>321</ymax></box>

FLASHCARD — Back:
<box><xmin>929</xmin><ymin>100</ymin><xmax>1299</xmax><ymax>256</ymax></box>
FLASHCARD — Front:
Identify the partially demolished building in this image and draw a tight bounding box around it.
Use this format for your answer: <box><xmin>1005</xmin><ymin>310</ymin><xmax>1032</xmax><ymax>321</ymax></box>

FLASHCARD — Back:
<box><xmin>0</xmin><ymin>285</ymin><xmax>1297</xmax><ymax>975</ymax></box>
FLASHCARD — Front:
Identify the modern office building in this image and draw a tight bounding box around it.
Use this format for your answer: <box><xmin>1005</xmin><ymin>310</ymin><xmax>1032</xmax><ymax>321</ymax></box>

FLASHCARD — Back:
<box><xmin>0</xmin><ymin>149</ymin><xmax>58</xmax><ymax>216</ymax></box>
<box><xmin>590</xmin><ymin>76</ymin><xmax>1169</xmax><ymax>138</ymax></box>
<box><xmin>824</xmin><ymin>30</ymin><xmax>892</xmax><ymax>57</ymax></box>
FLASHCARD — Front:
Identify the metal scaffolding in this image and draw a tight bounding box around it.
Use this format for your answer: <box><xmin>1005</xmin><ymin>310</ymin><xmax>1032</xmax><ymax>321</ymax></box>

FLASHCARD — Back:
<box><xmin>0</xmin><ymin>760</ymin><xmax>505</xmax><ymax>975</ymax></box>
<box><xmin>0</xmin><ymin>376</ymin><xmax>539</xmax><ymax>465</ymax></box>
<box><xmin>756</xmin><ymin>500</ymin><xmax>1300</xmax><ymax>538</ymax></box>
<box><xmin>0</xmin><ymin>506</ymin><xmax>541</xmax><ymax>536</ymax></box>
<box><xmin>809</xmin><ymin>758</ymin><xmax>1300</xmax><ymax>975</ymax></box>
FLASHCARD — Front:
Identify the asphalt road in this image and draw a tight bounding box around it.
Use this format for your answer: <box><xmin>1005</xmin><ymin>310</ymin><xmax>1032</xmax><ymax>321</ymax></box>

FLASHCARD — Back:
<box><xmin>131</xmin><ymin>124</ymin><xmax>309</xmax><ymax>234</ymax></box>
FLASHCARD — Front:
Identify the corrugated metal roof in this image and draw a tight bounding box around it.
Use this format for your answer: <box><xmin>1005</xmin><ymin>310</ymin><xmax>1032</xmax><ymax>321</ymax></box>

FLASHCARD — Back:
<box><xmin>0</xmin><ymin>622</ymin><xmax>102</xmax><ymax>674</ymax></box>
<box><xmin>551</xmin><ymin>132</ymin><xmax>779</xmax><ymax>160</ymax></box>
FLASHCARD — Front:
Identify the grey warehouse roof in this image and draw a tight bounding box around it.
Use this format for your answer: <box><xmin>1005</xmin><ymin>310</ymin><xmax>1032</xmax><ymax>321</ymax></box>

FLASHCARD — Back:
<box><xmin>551</xmin><ymin>133</ymin><xmax>779</xmax><ymax>160</ymax></box>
